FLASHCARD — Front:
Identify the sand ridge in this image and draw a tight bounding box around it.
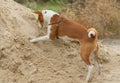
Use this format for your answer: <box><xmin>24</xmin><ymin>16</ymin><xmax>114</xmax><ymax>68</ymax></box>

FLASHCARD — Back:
<box><xmin>0</xmin><ymin>0</ymin><xmax>120</xmax><ymax>83</ymax></box>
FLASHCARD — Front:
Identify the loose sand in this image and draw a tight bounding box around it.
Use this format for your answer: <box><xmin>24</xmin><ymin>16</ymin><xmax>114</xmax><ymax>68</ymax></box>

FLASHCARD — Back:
<box><xmin>0</xmin><ymin>0</ymin><xmax>120</xmax><ymax>83</ymax></box>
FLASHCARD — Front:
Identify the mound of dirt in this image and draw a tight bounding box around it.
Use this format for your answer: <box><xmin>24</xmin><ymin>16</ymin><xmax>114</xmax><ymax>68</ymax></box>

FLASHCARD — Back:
<box><xmin>0</xmin><ymin>0</ymin><xmax>120</xmax><ymax>83</ymax></box>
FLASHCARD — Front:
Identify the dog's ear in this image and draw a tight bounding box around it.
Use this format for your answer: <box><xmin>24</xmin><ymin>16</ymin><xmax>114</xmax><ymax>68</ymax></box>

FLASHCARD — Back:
<box><xmin>33</xmin><ymin>11</ymin><xmax>41</xmax><ymax>15</ymax></box>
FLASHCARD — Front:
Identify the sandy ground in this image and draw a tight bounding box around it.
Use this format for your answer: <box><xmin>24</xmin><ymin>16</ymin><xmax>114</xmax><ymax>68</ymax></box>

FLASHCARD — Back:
<box><xmin>0</xmin><ymin>0</ymin><xmax>120</xmax><ymax>83</ymax></box>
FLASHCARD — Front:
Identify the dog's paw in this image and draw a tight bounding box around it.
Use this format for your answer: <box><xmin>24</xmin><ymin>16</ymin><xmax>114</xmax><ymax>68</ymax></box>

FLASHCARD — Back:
<box><xmin>30</xmin><ymin>39</ymin><xmax>36</xmax><ymax>43</ymax></box>
<box><xmin>29</xmin><ymin>38</ymin><xmax>37</xmax><ymax>43</ymax></box>
<box><xmin>30</xmin><ymin>39</ymin><xmax>33</xmax><ymax>43</ymax></box>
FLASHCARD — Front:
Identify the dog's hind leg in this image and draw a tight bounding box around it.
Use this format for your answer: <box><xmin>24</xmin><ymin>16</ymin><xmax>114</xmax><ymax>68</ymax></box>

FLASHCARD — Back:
<box><xmin>82</xmin><ymin>56</ymin><xmax>94</xmax><ymax>82</ymax></box>
<box><xmin>92</xmin><ymin>48</ymin><xmax>101</xmax><ymax>75</ymax></box>
<box><xmin>80</xmin><ymin>45</ymin><xmax>97</xmax><ymax>82</ymax></box>
<box><xmin>86</xmin><ymin>65</ymin><xmax>94</xmax><ymax>82</ymax></box>
<box><xmin>80</xmin><ymin>50</ymin><xmax>94</xmax><ymax>82</ymax></box>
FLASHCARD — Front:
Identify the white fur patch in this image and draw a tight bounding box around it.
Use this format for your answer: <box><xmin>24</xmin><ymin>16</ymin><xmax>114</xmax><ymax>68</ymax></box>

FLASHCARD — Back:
<box><xmin>86</xmin><ymin>65</ymin><xmax>94</xmax><ymax>81</ymax></box>
<box><xmin>59</xmin><ymin>36</ymin><xmax>74</xmax><ymax>40</ymax></box>
<box><xmin>30</xmin><ymin>35</ymin><xmax>49</xmax><ymax>42</ymax></box>
<box><xmin>88</xmin><ymin>31</ymin><xmax>95</xmax><ymax>38</ymax></box>
<box><xmin>42</xmin><ymin>10</ymin><xmax>59</xmax><ymax>26</ymax></box>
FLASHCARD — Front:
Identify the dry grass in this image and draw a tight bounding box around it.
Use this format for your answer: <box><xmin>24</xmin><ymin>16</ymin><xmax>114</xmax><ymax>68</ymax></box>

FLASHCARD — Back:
<box><xmin>60</xmin><ymin>0</ymin><xmax>120</xmax><ymax>38</ymax></box>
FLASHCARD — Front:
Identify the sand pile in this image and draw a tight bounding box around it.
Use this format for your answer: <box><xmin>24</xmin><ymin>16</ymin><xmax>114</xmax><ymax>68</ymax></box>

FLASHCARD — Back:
<box><xmin>0</xmin><ymin>0</ymin><xmax>120</xmax><ymax>83</ymax></box>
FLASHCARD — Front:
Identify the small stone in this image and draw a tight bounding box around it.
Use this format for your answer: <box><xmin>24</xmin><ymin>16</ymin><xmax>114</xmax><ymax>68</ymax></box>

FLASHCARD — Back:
<box><xmin>0</xmin><ymin>45</ymin><xmax>5</xmax><ymax>50</ymax></box>
<box><xmin>15</xmin><ymin>44</ymin><xmax>20</xmax><ymax>49</ymax></box>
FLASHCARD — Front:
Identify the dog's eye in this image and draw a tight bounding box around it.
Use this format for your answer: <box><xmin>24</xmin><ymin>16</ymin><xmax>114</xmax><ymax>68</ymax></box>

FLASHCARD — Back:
<box><xmin>45</xmin><ymin>11</ymin><xmax>47</xmax><ymax>14</ymax></box>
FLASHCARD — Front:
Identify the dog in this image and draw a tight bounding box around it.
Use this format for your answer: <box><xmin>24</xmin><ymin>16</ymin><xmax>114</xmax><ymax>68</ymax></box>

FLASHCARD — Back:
<box><xmin>30</xmin><ymin>10</ymin><xmax>101</xmax><ymax>82</ymax></box>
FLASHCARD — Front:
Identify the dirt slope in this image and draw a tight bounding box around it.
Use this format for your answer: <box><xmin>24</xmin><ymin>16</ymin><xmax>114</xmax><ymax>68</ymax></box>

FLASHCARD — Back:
<box><xmin>0</xmin><ymin>0</ymin><xmax>120</xmax><ymax>83</ymax></box>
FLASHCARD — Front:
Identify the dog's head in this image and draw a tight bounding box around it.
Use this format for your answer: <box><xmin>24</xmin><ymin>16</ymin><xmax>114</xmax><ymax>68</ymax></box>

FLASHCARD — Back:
<box><xmin>34</xmin><ymin>10</ymin><xmax>59</xmax><ymax>28</ymax></box>
<box><xmin>34</xmin><ymin>11</ymin><xmax>44</xmax><ymax>28</ymax></box>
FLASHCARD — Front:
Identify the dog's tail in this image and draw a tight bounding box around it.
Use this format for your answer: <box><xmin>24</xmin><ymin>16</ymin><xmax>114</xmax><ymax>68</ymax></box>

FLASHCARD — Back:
<box><xmin>88</xmin><ymin>28</ymin><xmax>98</xmax><ymax>38</ymax></box>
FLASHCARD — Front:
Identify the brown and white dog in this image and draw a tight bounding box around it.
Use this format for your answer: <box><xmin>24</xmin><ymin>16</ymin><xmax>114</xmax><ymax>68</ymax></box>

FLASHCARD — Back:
<box><xmin>30</xmin><ymin>10</ymin><xmax>101</xmax><ymax>82</ymax></box>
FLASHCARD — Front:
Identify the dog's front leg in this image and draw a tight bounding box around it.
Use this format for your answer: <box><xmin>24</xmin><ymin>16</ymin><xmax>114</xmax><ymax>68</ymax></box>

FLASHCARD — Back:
<box><xmin>30</xmin><ymin>26</ymin><xmax>51</xmax><ymax>43</ymax></box>
<box><xmin>30</xmin><ymin>35</ymin><xmax>49</xmax><ymax>43</ymax></box>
